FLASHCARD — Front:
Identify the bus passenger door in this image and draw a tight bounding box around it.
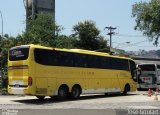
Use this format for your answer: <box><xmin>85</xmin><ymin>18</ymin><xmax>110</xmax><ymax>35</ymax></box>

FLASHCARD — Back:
<box><xmin>36</xmin><ymin>78</ymin><xmax>47</xmax><ymax>95</ymax></box>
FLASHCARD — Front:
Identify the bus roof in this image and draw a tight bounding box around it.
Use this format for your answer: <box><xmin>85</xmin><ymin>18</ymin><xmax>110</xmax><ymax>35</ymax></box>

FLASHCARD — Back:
<box><xmin>18</xmin><ymin>44</ymin><xmax>133</xmax><ymax>61</ymax></box>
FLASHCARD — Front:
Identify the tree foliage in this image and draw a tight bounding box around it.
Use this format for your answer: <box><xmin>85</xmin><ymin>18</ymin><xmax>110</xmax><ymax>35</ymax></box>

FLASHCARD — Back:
<box><xmin>0</xmin><ymin>36</ymin><xmax>16</xmax><ymax>70</ymax></box>
<box><xmin>0</xmin><ymin>16</ymin><xmax>109</xmax><ymax>71</ymax></box>
<box><xmin>23</xmin><ymin>13</ymin><xmax>74</xmax><ymax>48</ymax></box>
<box><xmin>0</xmin><ymin>14</ymin><xmax>110</xmax><ymax>88</ymax></box>
<box><xmin>54</xmin><ymin>35</ymin><xmax>74</xmax><ymax>48</ymax></box>
<box><xmin>132</xmin><ymin>0</ymin><xmax>160</xmax><ymax>45</ymax></box>
<box><xmin>0</xmin><ymin>35</ymin><xmax>16</xmax><ymax>88</ymax></box>
<box><xmin>25</xmin><ymin>13</ymin><xmax>56</xmax><ymax>46</ymax></box>
<box><xmin>72</xmin><ymin>20</ymin><xmax>107</xmax><ymax>50</ymax></box>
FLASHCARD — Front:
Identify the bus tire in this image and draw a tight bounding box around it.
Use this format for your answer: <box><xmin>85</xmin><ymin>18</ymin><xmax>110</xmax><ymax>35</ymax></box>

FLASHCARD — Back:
<box><xmin>70</xmin><ymin>85</ymin><xmax>81</xmax><ymax>99</ymax></box>
<box><xmin>36</xmin><ymin>96</ymin><xmax>45</xmax><ymax>100</ymax></box>
<box><xmin>105</xmin><ymin>93</ymin><xmax>109</xmax><ymax>96</ymax></box>
<box><xmin>58</xmin><ymin>86</ymin><xmax>69</xmax><ymax>100</ymax></box>
<box><xmin>50</xmin><ymin>96</ymin><xmax>56</xmax><ymax>100</ymax></box>
<box><xmin>123</xmin><ymin>84</ymin><xmax>130</xmax><ymax>95</ymax></box>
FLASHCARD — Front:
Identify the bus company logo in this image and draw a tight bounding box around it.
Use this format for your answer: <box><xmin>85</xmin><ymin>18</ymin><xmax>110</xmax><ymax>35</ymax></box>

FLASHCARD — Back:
<box><xmin>11</xmin><ymin>50</ymin><xmax>23</xmax><ymax>57</ymax></box>
<box><xmin>11</xmin><ymin>50</ymin><xmax>22</xmax><ymax>56</ymax></box>
<box><xmin>2</xmin><ymin>109</ymin><xmax>18</xmax><ymax>115</ymax></box>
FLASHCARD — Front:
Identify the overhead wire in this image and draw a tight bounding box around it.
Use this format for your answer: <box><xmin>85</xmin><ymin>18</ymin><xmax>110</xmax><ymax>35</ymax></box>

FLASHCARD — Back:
<box><xmin>115</xmin><ymin>34</ymin><xmax>144</xmax><ymax>38</ymax></box>
<box><xmin>117</xmin><ymin>40</ymin><xmax>148</xmax><ymax>48</ymax></box>
<box><xmin>113</xmin><ymin>33</ymin><xmax>156</xmax><ymax>48</ymax></box>
<box><xmin>102</xmin><ymin>29</ymin><xmax>158</xmax><ymax>48</ymax></box>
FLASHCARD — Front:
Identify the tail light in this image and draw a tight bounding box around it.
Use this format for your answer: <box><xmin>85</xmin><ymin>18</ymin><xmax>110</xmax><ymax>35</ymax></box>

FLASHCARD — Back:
<box><xmin>28</xmin><ymin>77</ymin><xmax>32</xmax><ymax>86</ymax></box>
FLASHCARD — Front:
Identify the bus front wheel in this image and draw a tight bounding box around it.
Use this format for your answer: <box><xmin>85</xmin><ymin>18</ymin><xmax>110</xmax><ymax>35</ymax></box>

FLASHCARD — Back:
<box><xmin>123</xmin><ymin>84</ymin><xmax>130</xmax><ymax>95</ymax></box>
<box><xmin>70</xmin><ymin>85</ymin><xmax>81</xmax><ymax>99</ymax></box>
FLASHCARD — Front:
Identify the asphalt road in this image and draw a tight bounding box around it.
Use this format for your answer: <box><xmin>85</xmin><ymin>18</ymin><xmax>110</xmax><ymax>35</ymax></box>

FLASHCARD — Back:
<box><xmin>1</xmin><ymin>109</ymin><xmax>119</xmax><ymax>115</ymax></box>
<box><xmin>0</xmin><ymin>91</ymin><xmax>160</xmax><ymax>115</ymax></box>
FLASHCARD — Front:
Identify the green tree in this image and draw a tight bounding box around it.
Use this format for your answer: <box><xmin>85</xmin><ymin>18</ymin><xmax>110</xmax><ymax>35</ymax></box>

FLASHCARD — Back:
<box><xmin>0</xmin><ymin>34</ymin><xmax>17</xmax><ymax>89</ymax></box>
<box><xmin>24</xmin><ymin>13</ymin><xmax>55</xmax><ymax>46</ymax></box>
<box><xmin>72</xmin><ymin>20</ymin><xmax>107</xmax><ymax>50</ymax></box>
<box><xmin>0</xmin><ymin>35</ymin><xmax>15</xmax><ymax>70</ymax></box>
<box><xmin>54</xmin><ymin>35</ymin><xmax>74</xmax><ymax>48</ymax></box>
<box><xmin>132</xmin><ymin>0</ymin><xmax>160</xmax><ymax>45</ymax></box>
<box><xmin>22</xmin><ymin>13</ymin><xmax>74</xmax><ymax>48</ymax></box>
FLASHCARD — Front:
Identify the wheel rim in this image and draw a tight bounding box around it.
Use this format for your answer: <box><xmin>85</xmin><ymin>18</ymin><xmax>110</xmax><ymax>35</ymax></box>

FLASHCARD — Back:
<box><xmin>72</xmin><ymin>87</ymin><xmax>80</xmax><ymax>98</ymax></box>
<box><xmin>58</xmin><ymin>87</ymin><xmax>68</xmax><ymax>99</ymax></box>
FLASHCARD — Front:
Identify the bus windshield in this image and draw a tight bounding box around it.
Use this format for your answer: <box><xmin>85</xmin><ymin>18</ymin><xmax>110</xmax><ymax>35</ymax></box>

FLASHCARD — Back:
<box><xmin>138</xmin><ymin>64</ymin><xmax>155</xmax><ymax>71</ymax></box>
<box><xmin>9</xmin><ymin>46</ymin><xmax>29</xmax><ymax>61</ymax></box>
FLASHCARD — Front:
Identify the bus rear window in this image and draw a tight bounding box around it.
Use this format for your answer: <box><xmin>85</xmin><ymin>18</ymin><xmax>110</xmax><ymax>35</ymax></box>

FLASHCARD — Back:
<box><xmin>9</xmin><ymin>47</ymin><xmax>29</xmax><ymax>61</ymax></box>
<box><xmin>138</xmin><ymin>64</ymin><xmax>155</xmax><ymax>71</ymax></box>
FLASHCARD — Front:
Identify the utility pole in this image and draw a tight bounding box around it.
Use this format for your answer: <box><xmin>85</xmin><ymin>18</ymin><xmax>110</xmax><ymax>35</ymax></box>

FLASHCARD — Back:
<box><xmin>105</xmin><ymin>26</ymin><xmax>117</xmax><ymax>49</ymax></box>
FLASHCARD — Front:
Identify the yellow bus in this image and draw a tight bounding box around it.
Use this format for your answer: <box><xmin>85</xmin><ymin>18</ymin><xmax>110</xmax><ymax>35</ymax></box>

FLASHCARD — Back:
<box><xmin>8</xmin><ymin>44</ymin><xmax>137</xmax><ymax>99</ymax></box>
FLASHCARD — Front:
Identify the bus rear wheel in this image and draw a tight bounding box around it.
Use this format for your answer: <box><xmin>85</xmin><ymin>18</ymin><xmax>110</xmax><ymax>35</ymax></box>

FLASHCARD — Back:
<box><xmin>58</xmin><ymin>86</ymin><xmax>69</xmax><ymax>100</ymax></box>
<box><xmin>70</xmin><ymin>85</ymin><xmax>81</xmax><ymax>99</ymax></box>
<box><xmin>36</xmin><ymin>96</ymin><xmax>45</xmax><ymax>100</ymax></box>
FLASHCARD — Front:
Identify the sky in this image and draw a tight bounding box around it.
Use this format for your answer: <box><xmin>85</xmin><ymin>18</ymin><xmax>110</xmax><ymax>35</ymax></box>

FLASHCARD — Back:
<box><xmin>0</xmin><ymin>0</ymin><xmax>159</xmax><ymax>51</ymax></box>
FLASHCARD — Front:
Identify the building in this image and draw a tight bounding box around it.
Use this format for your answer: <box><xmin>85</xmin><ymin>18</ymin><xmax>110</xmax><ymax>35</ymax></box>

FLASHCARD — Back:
<box><xmin>25</xmin><ymin>0</ymin><xmax>55</xmax><ymax>30</ymax></box>
<box><xmin>132</xmin><ymin>57</ymin><xmax>160</xmax><ymax>65</ymax></box>
<box><xmin>26</xmin><ymin>0</ymin><xmax>55</xmax><ymax>17</ymax></box>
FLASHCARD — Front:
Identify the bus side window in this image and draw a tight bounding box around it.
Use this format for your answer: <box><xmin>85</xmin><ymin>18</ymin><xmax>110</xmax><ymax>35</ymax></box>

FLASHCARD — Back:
<box><xmin>59</xmin><ymin>52</ymin><xmax>74</xmax><ymax>67</ymax></box>
<box><xmin>74</xmin><ymin>53</ymin><xmax>87</xmax><ymax>67</ymax></box>
<box><xmin>109</xmin><ymin>58</ymin><xmax>129</xmax><ymax>71</ymax></box>
<box><xmin>157</xmin><ymin>70</ymin><xmax>160</xmax><ymax>76</ymax></box>
<box><xmin>157</xmin><ymin>65</ymin><xmax>160</xmax><ymax>69</ymax></box>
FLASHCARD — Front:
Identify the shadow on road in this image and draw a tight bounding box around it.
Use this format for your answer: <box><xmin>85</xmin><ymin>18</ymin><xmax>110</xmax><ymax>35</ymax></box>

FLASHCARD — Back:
<box><xmin>12</xmin><ymin>93</ymin><xmax>137</xmax><ymax>105</ymax></box>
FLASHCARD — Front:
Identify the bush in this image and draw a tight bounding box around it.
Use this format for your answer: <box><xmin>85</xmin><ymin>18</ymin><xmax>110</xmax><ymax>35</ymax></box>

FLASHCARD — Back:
<box><xmin>0</xmin><ymin>88</ymin><xmax>8</xmax><ymax>95</ymax></box>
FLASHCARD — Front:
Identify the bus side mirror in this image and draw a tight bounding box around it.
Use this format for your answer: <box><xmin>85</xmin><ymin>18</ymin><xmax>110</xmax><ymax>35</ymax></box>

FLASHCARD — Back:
<box><xmin>132</xmin><ymin>69</ymin><xmax>138</xmax><ymax>81</ymax></box>
<box><xmin>137</xmin><ymin>67</ymin><xmax>141</xmax><ymax>76</ymax></box>
<box><xmin>133</xmin><ymin>76</ymin><xmax>137</xmax><ymax>80</ymax></box>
